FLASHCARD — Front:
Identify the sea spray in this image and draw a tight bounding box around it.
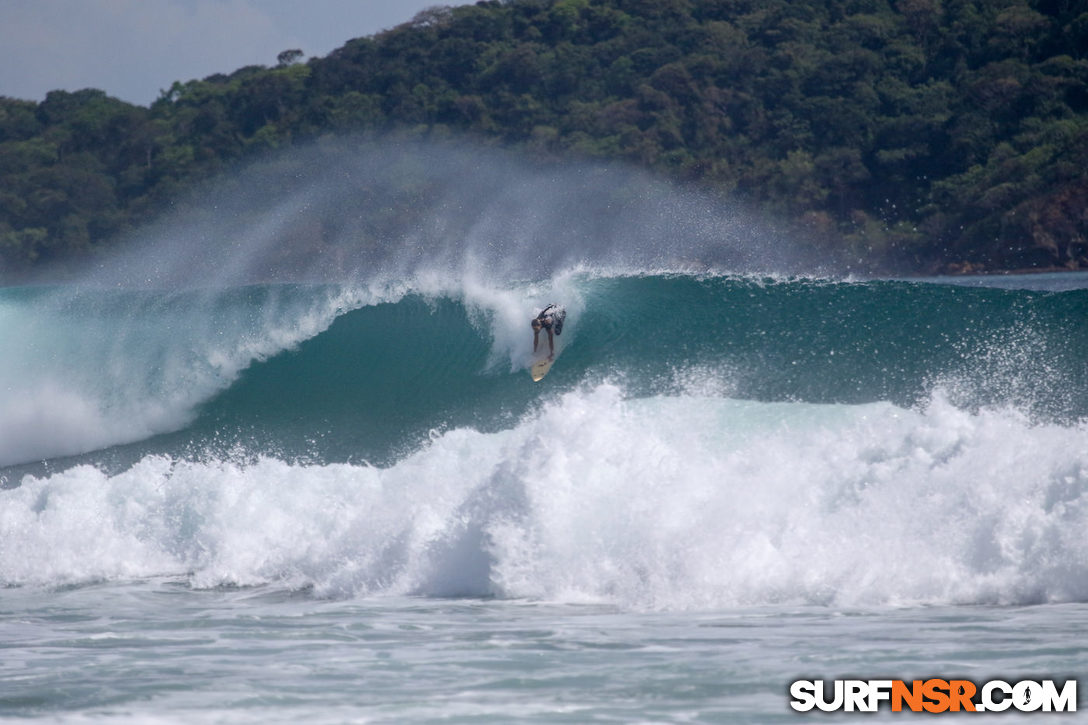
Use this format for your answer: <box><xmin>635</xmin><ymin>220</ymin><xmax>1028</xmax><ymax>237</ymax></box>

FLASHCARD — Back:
<box><xmin>71</xmin><ymin>138</ymin><xmax>814</xmax><ymax>291</ymax></box>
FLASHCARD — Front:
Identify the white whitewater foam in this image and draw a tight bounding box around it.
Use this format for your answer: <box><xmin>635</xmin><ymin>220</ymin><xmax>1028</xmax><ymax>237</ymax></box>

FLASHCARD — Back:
<box><xmin>3</xmin><ymin>383</ymin><xmax>1088</xmax><ymax>610</ymax></box>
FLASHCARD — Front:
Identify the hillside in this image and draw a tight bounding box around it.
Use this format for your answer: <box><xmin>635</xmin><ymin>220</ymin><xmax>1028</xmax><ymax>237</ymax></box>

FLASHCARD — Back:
<box><xmin>1</xmin><ymin>0</ymin><xmax>1086</xmax><ymax>275</ymax></box>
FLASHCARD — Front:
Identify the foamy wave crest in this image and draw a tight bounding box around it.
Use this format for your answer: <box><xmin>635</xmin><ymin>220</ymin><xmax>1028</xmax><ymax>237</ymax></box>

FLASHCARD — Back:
<box><xmin>3</xmin><ymin>383</ymin><xmax>1088</xmax><ymax>609</ymax></box>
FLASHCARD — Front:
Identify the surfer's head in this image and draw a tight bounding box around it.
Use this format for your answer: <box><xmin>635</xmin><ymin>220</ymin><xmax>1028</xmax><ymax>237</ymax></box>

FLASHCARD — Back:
<box><xmin>531</xmin><ymin>318</ymin><xmax>542</xmax><ymax>331</ymax></box>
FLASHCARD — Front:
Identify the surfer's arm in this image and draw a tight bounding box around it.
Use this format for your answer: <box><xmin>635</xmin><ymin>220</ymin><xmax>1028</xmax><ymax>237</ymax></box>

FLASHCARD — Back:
<box><xmin>533</xmin><ymin>329</ymin><xmax>540</xmax><ymax>352</ymax></box>
<box><xmin>547</xmin><ymin>329</ymin><xmax>554</xmax><ymax>357</ymax></box>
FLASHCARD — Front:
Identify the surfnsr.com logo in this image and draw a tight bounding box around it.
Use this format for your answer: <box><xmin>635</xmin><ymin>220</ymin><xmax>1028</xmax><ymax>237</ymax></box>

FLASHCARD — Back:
<box><xmin>790</xmin><ymin>679</ymin><xmax>1077</xmax><ymax>713</ymax></box>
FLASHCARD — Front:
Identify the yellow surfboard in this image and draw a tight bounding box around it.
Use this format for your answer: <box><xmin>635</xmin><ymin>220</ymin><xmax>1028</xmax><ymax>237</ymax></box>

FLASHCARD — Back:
<box><xmin>530</xmin><ymin>356</ymin><xmax>554</xmax><ymax>382</ymax></box>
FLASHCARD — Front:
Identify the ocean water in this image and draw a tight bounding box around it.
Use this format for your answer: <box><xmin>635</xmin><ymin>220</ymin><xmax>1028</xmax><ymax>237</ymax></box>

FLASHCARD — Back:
<box><xmin>3</xmin><ymin>270</ymin><xmax>1088</xmax><ymax>723</ymax></box>
<box><xmin>3</xmin><ymin>142</ymin><xmax>1088</xmax><ymax>721</ymax></box>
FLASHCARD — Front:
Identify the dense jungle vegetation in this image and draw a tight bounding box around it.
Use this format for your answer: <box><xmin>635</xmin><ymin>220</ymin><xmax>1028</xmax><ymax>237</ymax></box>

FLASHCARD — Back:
<box><xmin>1</xmin><ymin>0</ymin><xmax>1086</xmax><ymax>275</ymax></box>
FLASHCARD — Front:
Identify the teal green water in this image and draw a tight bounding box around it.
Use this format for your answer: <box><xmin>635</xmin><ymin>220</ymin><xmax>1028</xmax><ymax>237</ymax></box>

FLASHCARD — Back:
<box><xmin>175</xmin><ymin>276</ymin><xmax>1088</xmax><ymax>466</ymax></box>
<box><xmin>3</xmin><ymin>274</ymin><xmax>1087</xmax><ymax>471</ymax></box>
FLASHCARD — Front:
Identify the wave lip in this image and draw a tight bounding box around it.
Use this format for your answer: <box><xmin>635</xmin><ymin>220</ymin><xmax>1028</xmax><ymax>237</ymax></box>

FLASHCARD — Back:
<box><xmin>4</xmin><ymin>384</ymin><xmax>1088</xmax><ymax>611</ymax></box>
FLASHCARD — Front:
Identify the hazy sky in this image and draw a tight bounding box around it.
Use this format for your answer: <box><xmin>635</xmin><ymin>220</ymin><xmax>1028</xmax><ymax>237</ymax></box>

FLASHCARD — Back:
<box><xmin>0</xmin><ymin>0</ymin><xmax>467</xmax><ymax>107</ymax></box>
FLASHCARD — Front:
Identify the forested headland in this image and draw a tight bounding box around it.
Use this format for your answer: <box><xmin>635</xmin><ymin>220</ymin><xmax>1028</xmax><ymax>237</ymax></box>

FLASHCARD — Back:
<box><xmin>1</xmin><ymin>0</ymin><xmax>1086</xmax><ymax>276</ymax></box>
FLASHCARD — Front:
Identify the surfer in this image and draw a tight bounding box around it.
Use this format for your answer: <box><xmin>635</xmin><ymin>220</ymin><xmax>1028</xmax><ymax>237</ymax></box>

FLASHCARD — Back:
<box><xmin>531</xmin><ymin>304</ymin><xmax>564</xmax><ymax>359</ymax></box>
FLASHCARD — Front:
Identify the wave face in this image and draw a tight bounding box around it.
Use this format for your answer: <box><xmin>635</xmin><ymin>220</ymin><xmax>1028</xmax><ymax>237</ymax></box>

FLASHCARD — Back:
<box><xmin>5</xmin><ymin>275</ymin><xmax>1087</xmax><ymax>469</ymax></box>
<box><xmin>3</xmin><ymin>273</ymin><xmax>1088</xmax><ymax>610</ymax></box>
<box><xmin>171</xmin><ymin>275</ymin><xmax>1088</xmax><ymax>467</ymax></box>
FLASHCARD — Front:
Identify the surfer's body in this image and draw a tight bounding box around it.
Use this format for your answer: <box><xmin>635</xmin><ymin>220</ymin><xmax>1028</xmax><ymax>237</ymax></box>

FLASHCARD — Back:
<box><xmin>531</xmin><ymin>304</ymin><xmax>565</xmax><ymax>359</ymax></box>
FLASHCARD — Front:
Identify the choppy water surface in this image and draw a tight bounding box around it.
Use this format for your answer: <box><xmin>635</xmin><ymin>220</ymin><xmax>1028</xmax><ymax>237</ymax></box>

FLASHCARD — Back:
<box><xmin>4</xmin><ymin>585</ymin><xmax>1086</xmax><ymax>723</ymax></box>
